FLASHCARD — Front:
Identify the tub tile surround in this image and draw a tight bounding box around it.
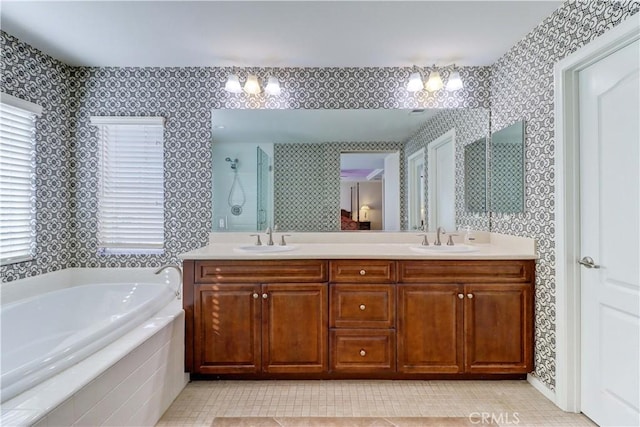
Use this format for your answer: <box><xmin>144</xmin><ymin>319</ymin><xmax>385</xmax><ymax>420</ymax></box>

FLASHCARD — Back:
<box><xmin>1</xmin><ymin>0</ymin><xmax>638</xmax><ymax>398</ymax></box>
<box><xmin>0</xmin><ymin>269</ymin><xmax>188</xmax><ymax>427</ymax></box>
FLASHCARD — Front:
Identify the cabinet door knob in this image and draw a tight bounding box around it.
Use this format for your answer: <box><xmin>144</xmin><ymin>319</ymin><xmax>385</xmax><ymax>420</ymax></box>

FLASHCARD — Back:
<box><xmin>467</xmin><ymin>293</ymin><xmax>474</xmax><ymax>299</ymax></box>
<box><xmin>359</xmin><ymin>349</ymin><xmax>366</xmax><ymax>357</ymax></box>
<box><xmin>457</xmin><ymin>293</ymin><xmax>464</xmax><ymax>299</ymax></box>
<box><xmin>359</xmin><ymin>269</ymin><xmax>366</xmax><ymax>276</ymax></box>
<box><xmin>359</xmin><ymin>304</ymin><xmax>366</xmax><ymax>311</ymax></box>
<box><xmin>252</xmin><ymin>293</ymin><xmax>259</xmax><ymax>299</ymax></box>
<box><xmin>262</xmin><ymin>293</ymin><xmax>268</xmax><ymax>299</ymax></box>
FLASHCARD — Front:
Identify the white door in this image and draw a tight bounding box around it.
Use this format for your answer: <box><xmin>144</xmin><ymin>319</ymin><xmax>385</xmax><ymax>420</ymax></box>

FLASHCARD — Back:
<box><xmin>428</xmin><ymin>130</ymin><xmax>455</xmax><ymax>231</ymax></box>
<box><xmin>579</xmin><ymin>39</ymin><xmax>640</xmax><ymax>427</ymax></box>
<box><xmin>383</xmin><ymin>152</ymin><xmax>400</xmax><ymax>231</ymax></box>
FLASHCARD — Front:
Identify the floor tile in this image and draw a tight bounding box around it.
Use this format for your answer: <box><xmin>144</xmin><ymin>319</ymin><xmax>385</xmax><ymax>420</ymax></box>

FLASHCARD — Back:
<box><xmin>156</xmin><ymin>380</ymin><xmax>595</xmax><ymax>427</ymax></box>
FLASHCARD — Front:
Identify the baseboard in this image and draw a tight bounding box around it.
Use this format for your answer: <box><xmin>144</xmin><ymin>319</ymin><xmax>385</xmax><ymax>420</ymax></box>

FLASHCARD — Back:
<box><xmin>527</xmin><ymin>373</ymin><xmax>556</xmax><ymax>404</ymax></box>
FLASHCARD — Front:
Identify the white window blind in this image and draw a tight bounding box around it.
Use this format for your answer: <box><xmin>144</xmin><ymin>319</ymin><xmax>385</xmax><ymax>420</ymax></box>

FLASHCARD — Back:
<box><xmin>0</xmin><ymin>94</ymin><xmax>41</xmax><ymax>265</ymax></box>
<box><xmin>91</xmin><ymin>116</ymin><xmax>165</xmax><ymax>254</ymax></box>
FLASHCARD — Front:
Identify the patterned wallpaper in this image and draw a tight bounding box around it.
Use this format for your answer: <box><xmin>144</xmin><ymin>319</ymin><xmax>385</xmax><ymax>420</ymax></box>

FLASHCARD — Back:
<box><xmin>1</xmin><ymin>29</ymin><xmax>490</xmax><ymax>281</ymax></box>
<box><xmin>489</xmin><ymin>0</ymin><xmax>639</xmax><ymax>389</ymax></box>
<box><xmin>404</xmin><ymin>109</ymin><xmax>491</xmax><ymax>232</ymax></box>
<box><xmin>491</xmin><ymin>140</ymin><xmax>525</xmax><ymax>213</ymax></box>
<box><xmin>274</xmin><ymin>142</ymin><xmax>405</xmax><ymax>231</ymax></box>
<box><xmin>0</xmin><ymin>33</ymin><xmax>73</xmax><ymax>281</ymax></box>
<box><xmin>1</xmin><ymin>0</ymin><xmax>637</xmax><ymax>393</ymax></box>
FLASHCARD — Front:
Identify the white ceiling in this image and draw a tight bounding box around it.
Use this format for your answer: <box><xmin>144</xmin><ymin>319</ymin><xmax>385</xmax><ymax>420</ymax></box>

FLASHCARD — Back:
<box><xmin>0</xmin><ymin>1</ymin><xmax>563</xmax><ymax>67</ymax></box>
<box><xmin>211</xmin><ymin>108</ymin><xmax>439</xmax><ymax>144</ymax></box>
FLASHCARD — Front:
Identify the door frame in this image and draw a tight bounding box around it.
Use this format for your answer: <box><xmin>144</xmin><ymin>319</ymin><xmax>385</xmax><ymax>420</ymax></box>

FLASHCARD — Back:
<box><xmin>427</xmin><ymin>129</ymin><xmax>455</xmax><ymax>231</ymax></box>
<box><xmin>554</xmin><ymin>16</ymin><xmax>639</xmax><ymax>413</ymax></box>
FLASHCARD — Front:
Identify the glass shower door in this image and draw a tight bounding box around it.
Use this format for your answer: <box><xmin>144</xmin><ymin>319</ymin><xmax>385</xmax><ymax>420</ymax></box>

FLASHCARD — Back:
<box><xmin>256</xmin><ymin>147</ymin><xmax>271</xmax><ymax>230</ymax></box>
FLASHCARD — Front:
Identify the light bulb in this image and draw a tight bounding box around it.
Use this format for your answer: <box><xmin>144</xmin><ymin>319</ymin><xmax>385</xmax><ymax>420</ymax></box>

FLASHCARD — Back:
<box><xmin>425</xmin><ymin>70</ymin><xmax>444</xmax><ymax>91</ymax></box>
<box><xmin>243</xmin><ymin>74</ymin><xmax>261</xmax><ymax>95</ymax></box>
<box><xmin>406</xmin><ymin>72</ymin><xmax>424</xmax><ymax>92</ymax></box>
<box><xmin>224</xmin><ymin>74</ymin><xmax>242</xmax><ymax>93</ymax></box>
<box><xmin>264</xmin><ymin>76</ymin><xmax>281</xmax><ymax>96</ymax></box>
<box><xmin>445</xmin><ymin>70</ymin><xmax>464</xmax><ymax>91</ymax></box>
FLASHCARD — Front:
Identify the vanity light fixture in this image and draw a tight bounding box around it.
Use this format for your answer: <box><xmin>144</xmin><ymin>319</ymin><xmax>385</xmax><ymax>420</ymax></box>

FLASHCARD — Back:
<box><xmin>224</xmin><ymin>73</ymin><xmax>281</xmax><ymax>96</ymax></box>
<box><xmin>406</xmin><ymin>65</ymin><xmax>464</xmax><ymax>93</ymax></box>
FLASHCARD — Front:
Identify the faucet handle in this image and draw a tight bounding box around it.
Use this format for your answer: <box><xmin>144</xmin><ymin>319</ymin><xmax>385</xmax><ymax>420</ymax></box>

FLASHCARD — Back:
<box><xmin>417</xmin><ymin>234</ymin><xmax>429</xmax><ymax>246</ymax></box>
<box><xmin>273</xmin><ymin>224</ymin><xmax>279</xmax><ymax>232</ymax></box>
<box><xmin>250</xmin><ymin>234</ymin><xmax>262</xmax><ymax>246</ymax></box>
<box><xmin>280</xmin><ymin>234</ymin><xmax>291</xmax><ymax>246</ymax></box>
<box><xmin>447</xmin><ymin>234</ymin><xmax>458</xmax><ymax>246</ymax></box>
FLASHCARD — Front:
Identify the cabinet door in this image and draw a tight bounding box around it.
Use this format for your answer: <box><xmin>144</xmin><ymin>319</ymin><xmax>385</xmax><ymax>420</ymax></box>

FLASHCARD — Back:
<box><xmin>464</xmin><ymin>283</ymin><xmax>533</xmax><ymax>373</ymax></box>
<box><xmin>262</xmin><ymin>283</ymin><xmax>328</xmax><ymax>373</ymax></box>
<box><xmin>194</xmin><ymin>284</ymin><xmax>261</xmax><ymax>374</ymax></box>
<box><xmin>397</xmin><ymin>284</ymin><xmax>464</xmax><ymax>373</ymax></box>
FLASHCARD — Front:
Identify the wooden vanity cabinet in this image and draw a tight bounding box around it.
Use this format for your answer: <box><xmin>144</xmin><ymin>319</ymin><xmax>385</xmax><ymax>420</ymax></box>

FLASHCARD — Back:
<box><xmin>184</xmin><ymin>258</ymin><xmax>534</xmax><ymax>379</ymax></box>
<box><xmin>397</xmin><ymin>260</ymin><xmax>535</xmax><ymax>375</ymax></box>
<box><xmin>183</xmin><ymin>260</ymin><xmax>328</xmax><ymax>376</ymax></box>
<box><xmin>328</xmin><ymin>261</ymin><xmax>397</xmax><ymax>374</ymax></box>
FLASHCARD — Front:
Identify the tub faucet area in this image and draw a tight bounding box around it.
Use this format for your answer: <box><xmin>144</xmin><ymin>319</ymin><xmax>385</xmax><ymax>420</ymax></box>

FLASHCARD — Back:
<box><xmin>155</xmin><ymin>264</ymin><xmax>183</xmax><ymax>299</ymax></box>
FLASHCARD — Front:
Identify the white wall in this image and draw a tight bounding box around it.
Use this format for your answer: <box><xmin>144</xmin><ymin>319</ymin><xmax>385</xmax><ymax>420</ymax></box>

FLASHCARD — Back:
<box><xmin>212</xmin><ymin>142</ymin><xmax>273</xmax><ymax>231</ymax></box>
<box><xmin>339</xmin><ymin>180</ymin><xmax>383</xmax><ymax>230</ymax></box>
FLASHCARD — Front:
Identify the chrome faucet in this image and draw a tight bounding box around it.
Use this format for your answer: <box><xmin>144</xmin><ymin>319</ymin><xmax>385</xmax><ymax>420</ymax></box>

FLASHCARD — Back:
<box><xmin>435</xmin><ymin>227</ymin><xmax>445</xmax><ymax>246</ymax></box>
<box><xmin>154</xmin><ymin>264</ymin><xmax>182</xmax><ymax>299</ymax></box>
<box><xmin>265</xmin><ymin>226</ymin><xmax>274</xmax><ymax>246</ymax></box>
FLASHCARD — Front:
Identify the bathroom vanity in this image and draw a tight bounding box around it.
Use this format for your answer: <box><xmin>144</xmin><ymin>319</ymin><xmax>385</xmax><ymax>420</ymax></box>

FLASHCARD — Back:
<box><xmin>181</xmin><ymin>232</ymin><xmax>536</xmax><ymax>380</ymax></box>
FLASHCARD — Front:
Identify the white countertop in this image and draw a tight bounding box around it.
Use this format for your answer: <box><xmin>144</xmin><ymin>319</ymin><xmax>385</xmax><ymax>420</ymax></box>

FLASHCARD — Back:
<box><xmin>179</xmin><ymin>231</ymin><xmax>537</xmax><ymax>260</ymax></box>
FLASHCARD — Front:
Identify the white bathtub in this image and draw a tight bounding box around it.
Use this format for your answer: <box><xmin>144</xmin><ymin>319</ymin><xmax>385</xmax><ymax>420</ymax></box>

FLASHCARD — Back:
<box><xmin>0</xmin><ymin>268</ymin><xmax>188</xmax><ymax>426</ymax></box>
<box><xmin>1</xmin><ymin>282</ymin><xmax>174</xmax><ymax>402</ymax></box>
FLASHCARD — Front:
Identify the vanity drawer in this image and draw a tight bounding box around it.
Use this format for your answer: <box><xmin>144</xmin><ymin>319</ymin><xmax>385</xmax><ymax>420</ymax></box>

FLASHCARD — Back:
<box><xmin>330</xmin><ymin>260</ymin><xmax>396</xmax><ymax>283</ymax></box>
<box><xmin>398</xmin><ymin>260</ymin><xmax>534</xmax><ymax>283</ymax></box>
<box><xmin>194</xmin><ymin>260</ymin><xmax>328</xmax><ymax>283</ymax></box>
<box><xmin>330</xmin><ymin>329</ymin><xmax>396</xmax><ymax>372</ymax></box>
<box><xmin>330</xmin><ymin>284</ymin><xmax>395</xmax><ymax>328</ymax></box>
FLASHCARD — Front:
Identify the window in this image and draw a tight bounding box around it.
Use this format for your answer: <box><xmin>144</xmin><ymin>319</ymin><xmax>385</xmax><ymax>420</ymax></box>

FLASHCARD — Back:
<box><xmin>90</xmin><ymin>116</ymin><xmax>165</xmax><ymax>254</ymax></box>
<box><xmin>0</xmin><ymin>93</ymin><xmax>41</xmax><ymax>265</ymax></box>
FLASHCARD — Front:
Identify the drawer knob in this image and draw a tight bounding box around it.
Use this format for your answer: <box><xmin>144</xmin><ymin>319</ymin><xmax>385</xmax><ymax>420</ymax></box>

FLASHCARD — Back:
<box><xmin>457</xmin><ymin>293</ymin><xmax>464</xmax><ymax>299</ymax></box>
<box><xmin>359</xmin><ymin>304</ymin><xmax>366</xmax><ymax>311</ymax></box>
<box><xmin>262</xmin><ymin>293</ymin><xmax>269</xmax><ymax>299</ymax></box>
<box><xmin>467</xmin><ymin>293</ymin><xmax>474</xmax><ymax>299</ymax></box>
<box><xmin>253</xmin><ymin>293</ymin><xmax>259</xmax><ymax>299</ymax></box>
<box><xmin>359</xmin><ymin>349</ymin><xmax>366</xmax><ymax>357</ymax></box>
<box><xmin>359</xmin><ymin>270</ymin><xmax>366</xmax><ymax>276</ymax></box>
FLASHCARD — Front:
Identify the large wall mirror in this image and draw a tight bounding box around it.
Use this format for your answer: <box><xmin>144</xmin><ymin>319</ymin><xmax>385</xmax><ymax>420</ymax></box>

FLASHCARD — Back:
<box><xmin>211</xmin><ymin>108</ymin><xmax>493</xmax><ymax>232</ymax></box>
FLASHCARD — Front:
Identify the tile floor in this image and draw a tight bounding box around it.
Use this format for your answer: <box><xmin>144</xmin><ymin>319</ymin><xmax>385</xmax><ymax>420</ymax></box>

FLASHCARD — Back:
<box><xmin>156</xmin><ymin>380</ymin><xmax>595</xmax><ymax>427</ymax></box>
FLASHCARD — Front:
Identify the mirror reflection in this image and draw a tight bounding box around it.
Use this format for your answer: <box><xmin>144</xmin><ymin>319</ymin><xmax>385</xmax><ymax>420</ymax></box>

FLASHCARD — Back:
<box><xmin>490</xmin><ymin>120</ymin><xmax>525</xmax><ymax>213</ymax></box>
<box><xmin>211</xmin><ymin>108</ymin><xmax>491</xmax><ymax>232</ymax></box>
<box><xmin>340</xmin><ymin>152</ymin><xmax>401</xmax><ymax>231</ymax></box>
<box><xmin>464</xmin><ymin>138</ymin><xmax>488</xmax><ymax>213</ymax></box>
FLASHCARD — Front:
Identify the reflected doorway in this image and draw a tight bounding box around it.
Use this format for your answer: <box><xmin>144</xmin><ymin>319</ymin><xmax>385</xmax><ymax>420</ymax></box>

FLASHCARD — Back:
<box><xmin>340</xmin><ymin>152</ymin><xmax>400</xmax><ymax>231</ymax></box>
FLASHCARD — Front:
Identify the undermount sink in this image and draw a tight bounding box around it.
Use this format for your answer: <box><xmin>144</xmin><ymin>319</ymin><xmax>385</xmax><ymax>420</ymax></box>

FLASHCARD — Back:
<box><xmin>234</xmin><ymin>245</ymin><xmax>297</xmax><ymax>253</ymax></box>
<box><xmin>410</xmin><ymin>244</ymin><xmax>479</xmax><ymax>253</ymax></box>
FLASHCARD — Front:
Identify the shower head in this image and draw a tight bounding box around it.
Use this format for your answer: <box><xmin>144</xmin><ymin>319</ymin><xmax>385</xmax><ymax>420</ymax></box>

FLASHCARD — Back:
<box><xmin>225</xmin><ymin>157</ymin><xmax>239</xmax><ymax>170</ymax></box>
